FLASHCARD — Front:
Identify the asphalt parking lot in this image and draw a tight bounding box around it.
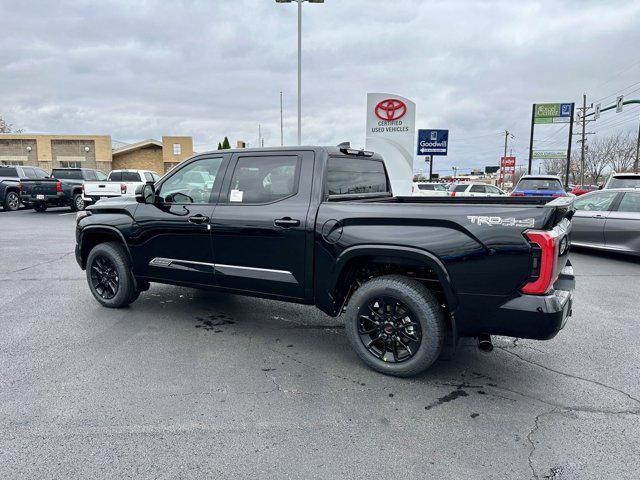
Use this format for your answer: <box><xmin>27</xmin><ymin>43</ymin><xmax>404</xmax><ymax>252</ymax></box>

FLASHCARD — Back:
<box><xmin>1</xmin><ymin>207</ymin><xmax>639</xmax><ymax>479</ymax></box>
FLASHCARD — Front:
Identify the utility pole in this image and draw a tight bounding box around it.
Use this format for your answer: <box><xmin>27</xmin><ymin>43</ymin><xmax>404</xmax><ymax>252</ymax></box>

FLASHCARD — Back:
<box><xmin>635</xmin><ymin>113</ymin><xmax>640</xmax><ymax>173</ymax></box>
<box><xmin>452</xmin><ymin>166</ymin><xmax>458</xmax><ymax>179</ymax></box>
<box><xmin>574</xmin><ymin>94</ymin><xmax>595</xmax><ymax>185</ymax></box>
<box><xmin>503</xmin><ymin>130</ymin><xmax>515</xmax><ymax>188</ymax></box>
<box><xmin>280</xmin><ymin>91</ymin><xmax>284</xmax><ymax>147</ymax></box>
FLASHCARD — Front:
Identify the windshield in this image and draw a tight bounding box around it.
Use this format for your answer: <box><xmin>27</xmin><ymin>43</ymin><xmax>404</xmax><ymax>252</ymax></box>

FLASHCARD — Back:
<box><xmin>517</xmin><ymin>178</ymin><xmax>563</xmax><ymax>190</ymax></box>
<box><xmin>608</xmin><ymin>176</ymin><xmax>640</xmax><ymax>189</ymax></box>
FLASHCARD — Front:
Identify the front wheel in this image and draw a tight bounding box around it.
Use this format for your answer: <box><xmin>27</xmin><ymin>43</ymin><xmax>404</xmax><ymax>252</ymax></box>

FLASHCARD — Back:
<box><xmin>344</xmin><ymin>275</ymin><xmax>445</xmax><ymax>377</ymax></box>
<box><xmin>86</xmin><ymin>242</ymin><xmax>137</xmax><ymax>308</ymax></box>
<box><xmin>3</xmin><ymin>191</ymin><xmax>20</xmax><ymax>211</ymax></box>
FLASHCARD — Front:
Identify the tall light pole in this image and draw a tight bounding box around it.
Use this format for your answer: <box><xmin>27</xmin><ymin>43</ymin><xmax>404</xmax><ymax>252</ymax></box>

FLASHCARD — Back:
<box><xmin>276</xmin><ymin>0</ymin><xmax>324</xmax><ymax>146</ymax></box>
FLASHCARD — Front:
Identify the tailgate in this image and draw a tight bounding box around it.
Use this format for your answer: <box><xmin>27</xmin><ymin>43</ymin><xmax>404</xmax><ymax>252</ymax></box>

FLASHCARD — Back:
<box><xmin>84</xmin><ymin>182</ymin><xmax>122</xmax><ymax>195</ymax></box>
<box><xmin>21</xmin><ymin>179</ymin><xmax>58</xmax><ymax>195</ymax></box>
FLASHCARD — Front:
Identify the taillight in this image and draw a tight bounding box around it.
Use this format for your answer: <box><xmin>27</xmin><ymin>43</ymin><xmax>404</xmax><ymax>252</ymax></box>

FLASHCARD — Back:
<box><xmin>18</xmin><ymin>181</ymin><xmax>22</xmax><ymax>193</ymax></box>
<box><xmin>521</xmin><ymin>229</ymin><xmax>561</xmax><ymax>295</ymax></box>
<box><xmin>55</xmin><ymin>181</ymin><xmax>62</xmax><ymax>192</ymax></box>
<box><xmin>121</xmin><ymin>183</ymin><xmax>127</xmax><ymax>194</ymax></box>
<box><xmin>511</xmin><ymin>191</ymin><xmax>525</xmax><ymax>196</ymax></box>
<box><xmin>451</xmin><ymin>191</ymin><xmax>456</xmax><ymax>197</ymax></box>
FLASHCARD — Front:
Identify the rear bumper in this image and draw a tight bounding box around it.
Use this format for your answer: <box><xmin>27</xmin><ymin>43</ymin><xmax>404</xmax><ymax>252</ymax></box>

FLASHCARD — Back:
<box><xmin>455</xmin><ymin>262</ymin><xmax>575</xmax><ymax>340</ymax></box>
<box><xmin>21</xmin><ymin>192</ymin><xmax>66</xmax><ymax>205</ymax></box>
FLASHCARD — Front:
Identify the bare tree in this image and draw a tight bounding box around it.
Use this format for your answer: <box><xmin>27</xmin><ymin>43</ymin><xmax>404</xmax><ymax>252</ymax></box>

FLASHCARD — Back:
<box><xmin>607</xmin><ymin>130</ymin><xmax>636</xmax><ymax>173</ymax></box>
<box><xmin>0</xmin><ymin>116</ymin><xmax>23</xmax><ymax>133</ymax></box>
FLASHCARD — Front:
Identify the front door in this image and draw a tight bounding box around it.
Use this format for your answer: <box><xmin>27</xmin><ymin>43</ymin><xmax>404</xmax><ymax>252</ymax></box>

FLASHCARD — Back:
<box><xmin>211</xmin><ymin>151</ymin><xmax>313</xmax><ymax>299</ymax></box>
<box><xmin>130</xmin><ymin>155</ymin><xmax>228</xmax><ymax>286</ymax></box>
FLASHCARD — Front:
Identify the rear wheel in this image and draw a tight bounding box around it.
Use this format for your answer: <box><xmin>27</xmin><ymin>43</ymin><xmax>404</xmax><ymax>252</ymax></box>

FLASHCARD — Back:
<box><xmin>70</xmin><ymin>193</ymin><xmax>85</xmax><ymax>212</ymax></box>
<box><xmin>344</xmin><ymin>275</ymin><xmax>445</xmax><ymax>377</ymax></box>
<box><xmin>86</xmin><ymin>242</ymin><xmax>137</xmax><ymax>308</ymax></box>
<box><xmin>33</xmin><ymin>202</ymin><xmax>47</xmax><ymax>212</ymax></box>
<box><xmin>3</xmin><ymin>191</ymin><xmax>20</xmax><ymax>211</ymax></box>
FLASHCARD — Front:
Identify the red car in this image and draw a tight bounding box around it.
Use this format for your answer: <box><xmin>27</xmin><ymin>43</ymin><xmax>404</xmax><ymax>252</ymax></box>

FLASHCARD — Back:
<box><xmin>571</xmin><ymin>184</ymin><xmax>599</xmax><ymax>196</ymax></box>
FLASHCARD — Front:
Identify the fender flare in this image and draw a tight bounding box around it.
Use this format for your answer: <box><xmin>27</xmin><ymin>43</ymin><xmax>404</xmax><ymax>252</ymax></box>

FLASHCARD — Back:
<box><xmin>79</xmin><ymin>225</ymin><xmax>132</xmax><ymax>268</ymax></box>
<box><xmin>331</xmin><ymin>244</ymin><xmax>458</xmax><ymax>311</ymax></box>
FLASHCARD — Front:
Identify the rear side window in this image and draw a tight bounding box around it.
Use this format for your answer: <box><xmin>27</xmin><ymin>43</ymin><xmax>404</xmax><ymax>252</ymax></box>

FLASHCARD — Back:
<box><xmin>470</xmin><ymin>185</ymin><xmax>486</xmax><ymax>193</ymax></box>
<box><xmin>618</xmin><ymin>192</ymin><xmax>640</xmax><ymax>213</ymax></box>
<box><xmin>121</xmin><ymin>171</ymin><xmax>142</xmax><ymax>182</ymax></box>
<box><xmin>417</xmin><ymin>184</ymin><xmax>434</xmax><ymax>190</ymax></box>
<box><xmin>517</xmin><ymin>178</ymin><xmax>563</xmax><ymax>190</ymax></box>
<box><xmin>326</xmin><ymin>157</ymin><xmax>388</xmax><ymax>195</ymax></box>
<box><xmin>84</xmin><ymin>170</ymin><xmax>97</xmax><ymax>181</ymax></box>
<box><xmin>228</xmin><ymin>155</ymin><xmax>299</xmax><ymax>203</ymax></box>
<box><xmin>452</xmin><ymin>184</ymin><xmax>468</xmax><ymax>192</ymax></box>
<box><xmin>0</xmin><ymin>167</ymin><xmax>18</xmax><ymax>177</ymax></box>
<box><xmin>52</xmin><ymin>169</ymin><xmax>82</xmax><ymax>180</ymax></box>
<box><xmin>573</xmin><ymin>191</ymin><xmax>618</xmax><ymax>211</ymax></box>
<box><xmin>21</xmin><ymin>167</ymin><xmax>36</xmax><ymax>178</ymax></box>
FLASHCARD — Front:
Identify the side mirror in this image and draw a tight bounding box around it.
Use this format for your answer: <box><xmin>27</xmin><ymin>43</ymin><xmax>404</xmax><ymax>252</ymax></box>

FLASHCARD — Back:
<box><xmin>135</xmin><ymin>183</ymin><xmax>156</xmax><ymax>204</ymax></box>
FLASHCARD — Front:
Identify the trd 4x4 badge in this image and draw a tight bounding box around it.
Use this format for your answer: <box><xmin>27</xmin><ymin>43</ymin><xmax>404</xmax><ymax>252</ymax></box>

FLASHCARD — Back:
<box><xmin>467</xmin><ymin>216</ymin><xmax>535</xmax><ymax>228</ymax></box>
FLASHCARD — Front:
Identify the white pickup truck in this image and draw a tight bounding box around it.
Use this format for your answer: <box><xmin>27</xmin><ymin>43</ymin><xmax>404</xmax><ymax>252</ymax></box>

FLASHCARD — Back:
<box><xmin>83</xmin><ymin>169</ymin><xmax>160</xmax><ymax>204</ymax></box>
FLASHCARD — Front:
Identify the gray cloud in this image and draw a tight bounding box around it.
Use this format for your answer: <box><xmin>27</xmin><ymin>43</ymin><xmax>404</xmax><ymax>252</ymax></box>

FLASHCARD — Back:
<box><xmin>1</xmin><ymin>0</ymin><xmax>639</xmax><ymax>173</ymax></box>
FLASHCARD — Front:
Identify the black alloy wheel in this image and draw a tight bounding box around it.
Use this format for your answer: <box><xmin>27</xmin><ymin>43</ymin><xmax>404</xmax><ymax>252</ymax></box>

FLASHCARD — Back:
<box><xmin>357</xmin><ymin>296</ymin><xmax>422</xmax><ymax>363</ymax></box>
<box><xmin>90</xmin><ymin>255</ymin><xmax>120</xmax><ymax>300</ymax></box>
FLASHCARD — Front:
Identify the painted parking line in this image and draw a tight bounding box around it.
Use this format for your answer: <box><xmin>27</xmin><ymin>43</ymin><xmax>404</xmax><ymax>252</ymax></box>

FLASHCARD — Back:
<box><xmin>59</xmin><ymin>212</ymin><xmax>77</xmax><ymax>216</ymax></box>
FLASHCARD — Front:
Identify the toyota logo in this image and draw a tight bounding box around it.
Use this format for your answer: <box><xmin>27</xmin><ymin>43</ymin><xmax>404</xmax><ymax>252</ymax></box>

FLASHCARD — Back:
<box><xmin>374</xmin><ymin>98</ymin><xmax>407</xmax><ymax>121</ymax></box>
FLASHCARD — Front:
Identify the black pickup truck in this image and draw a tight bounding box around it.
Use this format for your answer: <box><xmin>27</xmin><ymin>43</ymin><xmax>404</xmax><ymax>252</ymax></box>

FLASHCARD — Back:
<box><xmin>21</xmin><ymin>167</ymin><xmax>107</xmax><ymax>212</ymax></box>
<box><xmin>0</xmin><ymin>165</ymin><xmax>50</xmax><ymax>211</ymax></box>
<box><xmin>75</xmin><ymin>146</ymin><xmax>575</xmax><ymax>377</ymax></box>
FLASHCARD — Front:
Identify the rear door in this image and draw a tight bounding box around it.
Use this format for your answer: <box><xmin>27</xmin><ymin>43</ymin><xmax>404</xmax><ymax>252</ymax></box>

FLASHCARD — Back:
<box><xmin>210</xmin><ymin>151</ymin><xmax>313</xmax><ymax>299</ymax></box>
<box><xmin>571</xmin><ymin>191</ymin><xmax>621</xmax><ymax>246</ymax></box>
<box><xmin>604</xmin><ymin>191</ymin><xmax>640</xmax><ymax>252</ymax></box>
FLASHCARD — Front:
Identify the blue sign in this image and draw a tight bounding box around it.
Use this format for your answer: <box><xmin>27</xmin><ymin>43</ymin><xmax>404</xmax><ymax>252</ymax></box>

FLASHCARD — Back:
<box><xmin>417</xmin><ymin>129</ymin><xmax>449</xmax><ymax>156</ymax></box>
<box><xmin>559</xmin><ymin>103</ymin><xmax>572</xmax><ymax>117</ymax></box>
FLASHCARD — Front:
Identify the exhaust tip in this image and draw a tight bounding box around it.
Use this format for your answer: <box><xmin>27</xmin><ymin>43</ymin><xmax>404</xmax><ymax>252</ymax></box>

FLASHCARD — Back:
<box><xmin>478</xmin><ymin>334</ymin><xmax>493</xmax><ymax>353</ymax></box>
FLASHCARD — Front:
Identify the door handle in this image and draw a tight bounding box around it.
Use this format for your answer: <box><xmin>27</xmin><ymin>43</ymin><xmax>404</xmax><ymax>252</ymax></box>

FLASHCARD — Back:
<box><xmin>188</xmin><ymin>214</ymin><xmax>210</xmax><ymax>224</ymax></box>
<box><xmin>274</xmin><ymin>217</ymin><xmax>300</xmax><ymax>228</ymax></box>
<box><xmin>591</xmin><ymin>214</ymin><xmax>606</xmax><ymax>219</ymax></box>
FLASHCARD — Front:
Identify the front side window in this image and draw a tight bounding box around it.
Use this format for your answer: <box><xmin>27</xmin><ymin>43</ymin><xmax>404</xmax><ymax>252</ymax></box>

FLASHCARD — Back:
<box><xmin>21</xmin><ymin>167</ymin><xmax>36</xmax><ymax>178</ymax></box>
<box><xmin>452</xmin><ymin>184</ymin><xmax>468</xmax><ymax>193</ymax></box>
<box><xmin>617</xmin><ymin>192</ymin><xmax>640</xmax><ymax>213</ymax></box>
<box><xmin>486</xmin><ymin>185</ymin><xmax>501</xmax><ymax>194</ymax></box>
<box><xmin>417</xmin><ymin>184</ymin><xmax>434</xmax><ymax>191</ymax></box>
<box><xmin>35</xmin><ymin>168</ymin><xmax>49</xmax><ymax>179</ymax></box>
<box><xmin>470</xmin><ymin>185</ymin><xmax>486</xmax><ymax>193</ymax></box>
<box><xmin>158</xmin><ymin>157</ymin><xmax>222</xmax><ymax>204</ymax></box>
<box><xmin>96</xmin><ymin>171</ymin><xmax>108</xmax><ymax>181</ymax></box>
<box><xmin>326</xmin><ymin>157</ymin><xmax>387</xmax><ymax>195</ymax></box>
<box><xmin>573</xmin><ymin>191</ymin><xmax>618</xmax><ymax>211</ymax></box>
<box><xmin>228</xmin><ymin>156</ymin><xmax>299</xmax><ymax>203</ymax></box>
<box><xmin>84</xmin><ymin>170</ymin><xmax>98</xmax><ymax>181</ymax></box>
<box><xmin>144</xmin><ymin>172</ymin><xmax>154</xmax><ymax>182</ymax></box>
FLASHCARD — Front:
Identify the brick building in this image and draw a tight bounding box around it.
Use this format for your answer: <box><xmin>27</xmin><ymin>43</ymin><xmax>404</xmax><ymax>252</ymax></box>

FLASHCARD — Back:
<box><xmin>0</xmin><ymin>134</ymin><xmax>194</xmax><ymax>174</ymax></box>
<box><xmin>111</xmin><ymin>136</ymin><xmax>194</xmax><ymax>173</ymax></box>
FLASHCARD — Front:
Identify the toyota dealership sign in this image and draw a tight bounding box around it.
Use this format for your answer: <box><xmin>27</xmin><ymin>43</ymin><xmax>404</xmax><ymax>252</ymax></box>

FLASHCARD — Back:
<box><xmin>365</xmin><ymin>93</ymin><xmax>416</xmax><ymax>196</ymax></box>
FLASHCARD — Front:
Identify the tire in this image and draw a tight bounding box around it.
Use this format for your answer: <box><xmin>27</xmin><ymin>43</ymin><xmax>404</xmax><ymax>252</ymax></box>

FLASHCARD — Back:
<box><xmin>33</xmin><ymin>202</ymin><xmax>47</xmax><ymax>212</ymax></box>
<box><xmin>70</xmin><ymin>193</ymin><xmax>85</xmax><ymax>212</ymax></box>
<box><xmin>3</xmin><ymin>191</ymin><xmax>20</xmax><ymax>211</ymax></box>
<box><xmin>86</xmin><ymin>242</ymin><xmax>137</xmax><ymax>308</ymax></box>
<box><xmin>344</xmin><ymin>275</ymin><xmax>445</xmax><ymax>377</ymax></box>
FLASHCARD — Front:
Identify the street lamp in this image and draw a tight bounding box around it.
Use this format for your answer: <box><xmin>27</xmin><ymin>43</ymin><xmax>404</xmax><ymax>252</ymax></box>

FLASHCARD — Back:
<box><xmin>275</xmin><ymin>0</ymin><xmax>324</xmax><ymax>146</ymax></box>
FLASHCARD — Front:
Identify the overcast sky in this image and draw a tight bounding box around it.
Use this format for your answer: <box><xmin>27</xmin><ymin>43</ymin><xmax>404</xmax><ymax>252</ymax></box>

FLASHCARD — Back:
<box><xmin>1</xmin><ymin>0</ymin><xmax>639</xmax><ymax>173</ymax></box>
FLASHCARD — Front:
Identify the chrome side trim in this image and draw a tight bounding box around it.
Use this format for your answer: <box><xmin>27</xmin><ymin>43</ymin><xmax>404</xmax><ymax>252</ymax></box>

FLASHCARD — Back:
<box><xmin>213</xmin><ymin>263</ymin><xmax>292</xmax><ymax>275</ymax></box>
<box><xmin>148</xmin><ymin>258</ymin><xmax>295</xmax><ymax>280</ymax></box>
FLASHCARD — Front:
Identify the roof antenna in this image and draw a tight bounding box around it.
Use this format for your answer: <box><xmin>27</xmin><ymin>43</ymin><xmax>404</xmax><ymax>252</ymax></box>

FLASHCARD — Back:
<box><xmin>337</xmin><ymin>142</ymin><xmax>350</xmax><ymax>148</ymax></box>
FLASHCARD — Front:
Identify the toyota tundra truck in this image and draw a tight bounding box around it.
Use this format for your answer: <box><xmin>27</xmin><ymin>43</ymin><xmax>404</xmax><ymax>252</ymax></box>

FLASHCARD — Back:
<box><xmin>75</xmin><ymin>146</ymin><xmax>575</xmax><ymax>377</ymax></box>
<box><xmin>82</xmin><ymin>169</ymin><xmax>160</xmax><ymax>205</ymax></box>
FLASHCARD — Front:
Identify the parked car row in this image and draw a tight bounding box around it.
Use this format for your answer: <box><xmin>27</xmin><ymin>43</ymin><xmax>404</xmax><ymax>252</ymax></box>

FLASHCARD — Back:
<box><xmin>412</xmin><ymin>181</ymin><xmax>508</xmax><ymax>197</ymax></box>
<box><xmin>0</xmin><ymin>167</ymin><xmax>159</xmax><ymax>212</ymax></box>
